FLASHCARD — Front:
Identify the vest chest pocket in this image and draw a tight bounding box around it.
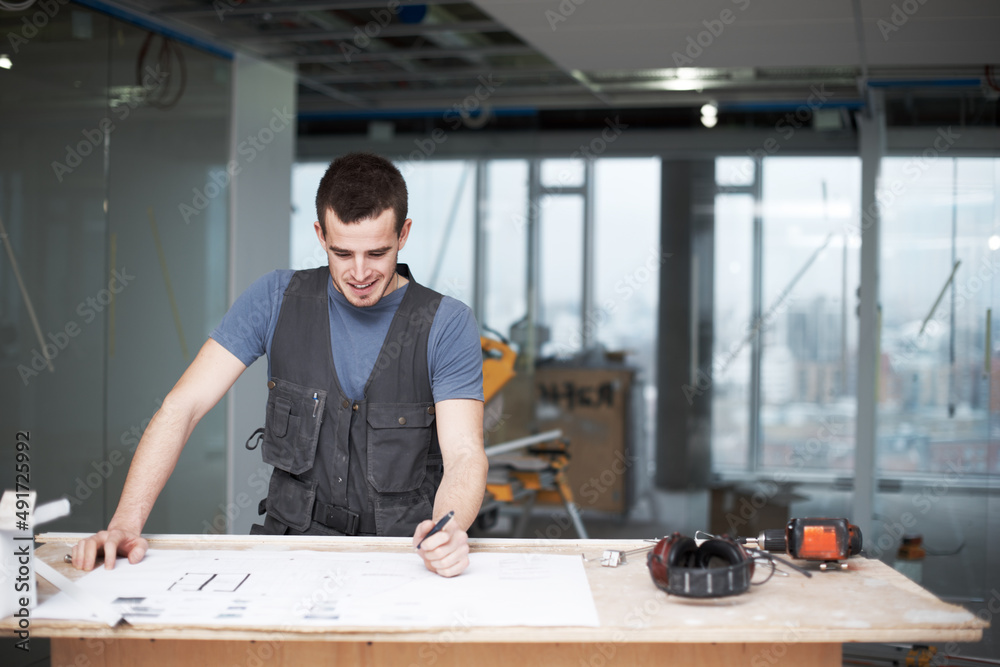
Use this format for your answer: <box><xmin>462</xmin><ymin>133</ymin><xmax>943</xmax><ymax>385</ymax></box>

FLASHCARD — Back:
<box><xmin>366</xmin><ymin>403</ymin><xmax>436</xmax><ymax>493</ymax></box>
<box><xmin>263</xmin><ymin>379</ymin><xmax>326</xmax><ymax>475</ymax></box>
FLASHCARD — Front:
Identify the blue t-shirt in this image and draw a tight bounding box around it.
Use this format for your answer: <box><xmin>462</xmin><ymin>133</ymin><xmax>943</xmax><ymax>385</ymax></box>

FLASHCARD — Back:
<box><xmin>210</xmin><ymin>270</ymin><xmax>484</xmax><ymax>403</ymax></box>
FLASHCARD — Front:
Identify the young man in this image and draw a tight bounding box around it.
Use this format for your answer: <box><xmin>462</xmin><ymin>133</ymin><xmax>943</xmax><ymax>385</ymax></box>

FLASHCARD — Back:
<box><xmin>72</xmin><ymin>153</ymin><xmax>487</xmax><ymax>577</ymax></box>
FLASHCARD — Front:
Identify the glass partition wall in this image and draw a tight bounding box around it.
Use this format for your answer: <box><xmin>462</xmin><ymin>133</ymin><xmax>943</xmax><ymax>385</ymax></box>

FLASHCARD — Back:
<box><xmin>0</xmin><ymin>6</ymin><xmax>231</xmax><ymax>538</ymax></box>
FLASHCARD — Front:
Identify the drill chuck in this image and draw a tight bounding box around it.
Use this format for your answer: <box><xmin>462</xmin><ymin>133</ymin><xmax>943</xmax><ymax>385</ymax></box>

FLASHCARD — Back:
<box><xmin>760</xmin><ymin>529</ymin><xmax>788</xmax><ymax>553</ymax></box>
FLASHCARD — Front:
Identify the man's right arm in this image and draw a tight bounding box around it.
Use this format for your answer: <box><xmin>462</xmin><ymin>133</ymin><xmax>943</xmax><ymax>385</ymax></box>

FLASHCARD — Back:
<box><xmin>71</xmin><ymin>338</ymin><xmax>248</xmax><ymax>570</ymax></box>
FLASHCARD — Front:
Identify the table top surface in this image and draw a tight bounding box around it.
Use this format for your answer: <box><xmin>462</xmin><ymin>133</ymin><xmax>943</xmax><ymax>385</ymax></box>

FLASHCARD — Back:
<box><xmin>0</xmin><ymin>533</ymin><xmax>988</xmax><ymax>645</ymax></box>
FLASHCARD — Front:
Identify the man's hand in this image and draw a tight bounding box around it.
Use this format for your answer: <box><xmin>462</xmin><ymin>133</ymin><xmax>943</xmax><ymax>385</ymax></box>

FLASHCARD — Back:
<box><xmin>71</xmin><ymin>528</ymin><xmax>148</xmax><ymax>571</ymax></box>
<box><xmin>413</xmin><ymin>517</ymin><xmax>470</xmax><ymax>577</ymax></box>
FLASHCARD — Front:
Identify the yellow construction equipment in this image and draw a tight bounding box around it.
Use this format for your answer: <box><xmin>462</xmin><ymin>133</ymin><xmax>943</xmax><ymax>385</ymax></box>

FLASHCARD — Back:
<box><xmin>478</xmin><ymin>334</ymin><xmax>587</xmax><ymax>538</ymax></box>
<box><xmin>481</xmin><ymin>335</ymin><xmax>517</xmax><ymax>404</ymax></box>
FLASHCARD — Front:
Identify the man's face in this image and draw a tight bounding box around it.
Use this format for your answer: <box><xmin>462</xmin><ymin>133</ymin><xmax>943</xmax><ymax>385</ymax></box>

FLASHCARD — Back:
<box><xmin>314</xmin><ymin>208</ymin><xmax>411</xmax><ymax>308</ymax></box>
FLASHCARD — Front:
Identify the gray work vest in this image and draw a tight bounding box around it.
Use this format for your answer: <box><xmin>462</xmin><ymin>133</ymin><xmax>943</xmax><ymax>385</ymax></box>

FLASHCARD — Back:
<box><xmin>253</xmin><ymin>264</ymin><xmax>443</xmax><ymax>537</ymax></box>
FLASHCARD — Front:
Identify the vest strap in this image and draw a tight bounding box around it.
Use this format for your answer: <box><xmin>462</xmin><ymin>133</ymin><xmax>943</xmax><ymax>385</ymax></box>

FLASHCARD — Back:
<box><xmin>311</xmin><ymin>500</ymin><xmax>360</xmax><ymax>535</ymax></box>
<box><xmin>245</xmin><ymin>427</ymin><xmax>264</xmax><ymax>451</ymax></box>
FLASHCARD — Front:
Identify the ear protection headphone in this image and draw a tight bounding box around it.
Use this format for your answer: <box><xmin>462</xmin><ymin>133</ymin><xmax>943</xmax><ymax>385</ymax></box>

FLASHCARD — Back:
<box><xmin>646</xmin><ymin>532</ymin><xmax>755</xmax><ymax>598</ymax></box>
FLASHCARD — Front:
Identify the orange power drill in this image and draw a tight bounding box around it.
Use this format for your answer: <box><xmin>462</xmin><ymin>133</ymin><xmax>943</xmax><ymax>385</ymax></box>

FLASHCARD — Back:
<box><xmin>740</xmin><ymin>518</ymin><xmax>863</xmax><ymax>570</ymax></box>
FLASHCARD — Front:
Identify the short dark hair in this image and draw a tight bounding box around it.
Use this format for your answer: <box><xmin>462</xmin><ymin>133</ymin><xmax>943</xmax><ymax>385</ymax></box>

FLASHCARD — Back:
<box><xmin>315</xmin><ymin>152</ymin><xmax>408</xmax><ymax>236</ymax></box>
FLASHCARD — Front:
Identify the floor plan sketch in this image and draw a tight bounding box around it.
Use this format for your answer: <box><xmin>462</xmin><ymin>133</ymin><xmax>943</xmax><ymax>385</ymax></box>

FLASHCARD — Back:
<box><xmin>34</xmin><ymin>549</ymin><xmax>600</xmax><ymax>628</ymax></box>
<box><xmin>169</xmin><ymin>572</ymin><xmax>250</xmax><ymax>593</ymax></box>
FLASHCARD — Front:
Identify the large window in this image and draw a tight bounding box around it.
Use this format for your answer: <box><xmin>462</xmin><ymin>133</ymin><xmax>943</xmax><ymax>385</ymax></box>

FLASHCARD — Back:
<box><xmin>760</xmin><ymin>157</ymin><xmax>861</xmax><ymax>470</ymax></box>
<box><xmin>712</xmin><ymin>156</ymin><xmax>862</xmax><ymax>472</ymax></box>
<box><xmin>399</xmin><ymin>160</ymin><xmax>476</xmax><ymax>303</ymax></box>
<box><xmin>711</xmin><ymin>189</ymin><xmax>754</xmax><ymax>469</ymax></box>
<box><xmin>482</xmin><ymin>160</ymin><xmax>528</xmax><ymax>339</ymax></box>
<box><xmin>711</xmin><ymin>155</ymin><xmax>1000</xmax><ymax>481</ymax></box>
<box><xmin>290</xmin><ymin>162</ymin><xmax>329</xmax><ymax>270</ymax></box>
<box><xmin>879</xmin><ymin>157</ymin><xmax>1000</xmax><ymax>475</ymax></box>
<box><xmin>593</xmin><ymin>158</ymin><xmax>662</xmax><ymax>373</ymax></box>
<box><xmin>538</xmin><ymin>191</ymin><xmax>585</xmax><ymax>358</ymax></box>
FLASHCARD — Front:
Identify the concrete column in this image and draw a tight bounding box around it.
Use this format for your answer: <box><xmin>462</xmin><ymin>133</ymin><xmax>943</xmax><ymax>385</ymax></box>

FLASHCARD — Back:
<box><xmin>656</xmin><ymin>159</ymin><xmax>715</xmax><ymax>492</ymax></box>
<box><xmin>852</xmin><ymin>90</ymin><xmax>886</xmax><ymax>544</ymax></box>
<box><xmin>226</xmin><ymin>55</ymin><xmax>296</xmax><ymax>535</ymax></box>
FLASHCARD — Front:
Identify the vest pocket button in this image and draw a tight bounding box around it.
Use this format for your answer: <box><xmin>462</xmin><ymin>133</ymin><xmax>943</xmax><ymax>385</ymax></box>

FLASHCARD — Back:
<box><xmin>398</xmin><ymin>416</ymin><xmax>406</xmax><ymax>425</ymax></box>
<box><xmin>427</xmin><ymin>406</ymin><xmax>435</xmax><ymax>415</ymax></box>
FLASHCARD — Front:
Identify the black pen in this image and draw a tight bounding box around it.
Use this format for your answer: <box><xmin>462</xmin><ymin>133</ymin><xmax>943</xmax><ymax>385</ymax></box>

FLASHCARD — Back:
<box><xmin>417</xmin><ymin>510</ymin><xmax>454</xmax><ymax>549</ymax></box>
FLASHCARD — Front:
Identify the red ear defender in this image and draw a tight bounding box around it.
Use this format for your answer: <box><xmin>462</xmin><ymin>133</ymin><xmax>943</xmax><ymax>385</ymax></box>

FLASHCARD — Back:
<box><xmin>646</xmin><ymin>532</ymin><xmax>755</xmax><ymax>598</ymax></box>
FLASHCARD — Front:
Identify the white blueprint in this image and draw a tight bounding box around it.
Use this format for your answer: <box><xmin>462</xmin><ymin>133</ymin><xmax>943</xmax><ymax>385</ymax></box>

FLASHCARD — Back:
<box><xmin>33</xmin><ymin>549</ymin><xmax>600</xmax><ymax>628</ymax></box>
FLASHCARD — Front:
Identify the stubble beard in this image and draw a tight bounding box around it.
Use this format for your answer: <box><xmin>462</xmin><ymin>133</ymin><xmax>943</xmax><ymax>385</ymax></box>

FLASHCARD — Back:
<box><xmin>335</xmin><ymin>258</ymin><xmax>398</xmax><ymax>308</ymax></box>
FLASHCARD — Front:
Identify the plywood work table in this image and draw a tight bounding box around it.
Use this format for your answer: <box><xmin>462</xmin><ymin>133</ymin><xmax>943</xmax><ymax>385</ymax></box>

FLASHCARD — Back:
<box><xmin>1</xmin><ymin>533</ymin><xmax>987</xmax><ymax>667</ymax></box>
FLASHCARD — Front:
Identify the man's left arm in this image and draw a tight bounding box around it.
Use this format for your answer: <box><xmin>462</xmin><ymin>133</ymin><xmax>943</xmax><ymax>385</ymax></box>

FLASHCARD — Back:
<box><xmin>412</xmin><ymin>398</ymin><xmax>487</xmax><ymax>577</ymax></box>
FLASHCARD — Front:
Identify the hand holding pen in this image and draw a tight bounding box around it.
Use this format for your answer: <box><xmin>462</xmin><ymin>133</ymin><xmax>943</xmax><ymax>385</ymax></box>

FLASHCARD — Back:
<box><xmin>413</xmin><ymin>510</ymin><xmax>469</xmax><ymax>577</ymax></box>
<box><xmin>417</xmin><ymin>510</ymin><xmax>454</xmax><ymax>549</ymax></box>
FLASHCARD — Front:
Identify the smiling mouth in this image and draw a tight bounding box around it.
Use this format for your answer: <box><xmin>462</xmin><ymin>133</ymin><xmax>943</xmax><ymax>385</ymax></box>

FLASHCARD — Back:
<box><xmin>348</xmin><ymin>280</ymin><xmax>376</xmax><ymax>291</ymax></box>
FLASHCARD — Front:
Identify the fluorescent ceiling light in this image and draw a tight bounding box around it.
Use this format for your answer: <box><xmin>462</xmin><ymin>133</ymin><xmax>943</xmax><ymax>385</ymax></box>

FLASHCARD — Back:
<box><xmin>653</xmin><ymin>79</ymin><xmax>703</xmax><ymax>91</ymax></box>
<box><xmin>0</xmin><ymin>54</ymin><xmax>11</xmax><ymax>70</ymax></box>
